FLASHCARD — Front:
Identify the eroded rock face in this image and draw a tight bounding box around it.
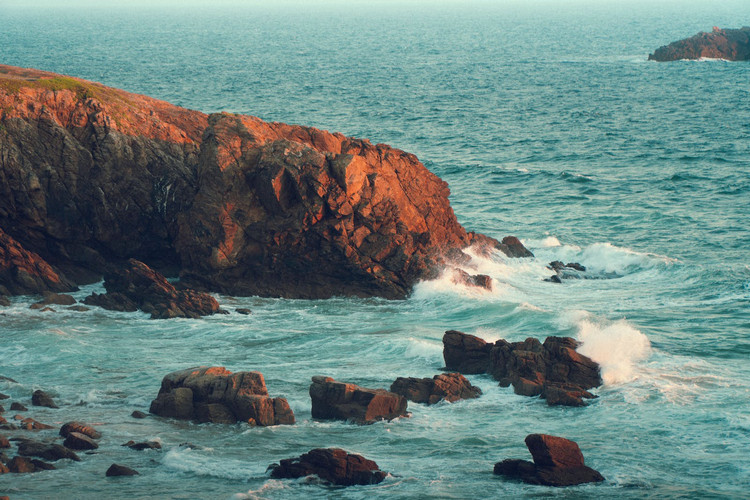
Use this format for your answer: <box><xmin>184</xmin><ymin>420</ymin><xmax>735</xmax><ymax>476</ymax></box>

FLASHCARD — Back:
<box><xmin>649</xmin><ymin>27</ymin><xmax>750</xmax><ymax>61</ymax></box>
<box><xmin>268</xmin><ymin>448</ymin><xmax>387</xmax><ymax>486</ymax></box>
<box><xmin>0</xmin><ymin>64</ymin><xmax>530</xmax><ymax>301</ymax></box>
<box><xmin>83</xmin><ymin>259</ymin><xmax>219</xmax><ymax>319</ymax></box>
<box><xmin>149</xmin><ymin>366</ymin><xmax>295</xmax><ymax>426</ymax></box>
<box><xmin>494</xmin><ymin>434</ymin><xmax>604</xmax><ymax>487</ymax></box>
<box><xmin>310</xmin><ymin>376</ymin><xmax>408</xmax><ymax>424</ymax></box>
<box><xmin>390</xmin><ymin>373</ymin><xmax>481</xmax><ymax>404</ymax></box>
<box><xmin>444</xmin><ymin>331</ymin><xmax>602</xmax><ymax>406</ymax></box>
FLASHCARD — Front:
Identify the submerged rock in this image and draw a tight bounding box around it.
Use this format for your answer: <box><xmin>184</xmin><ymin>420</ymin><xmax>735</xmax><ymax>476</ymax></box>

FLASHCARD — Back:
<box><xmin>149</xmin><ymin>366</ymin><xmax>294</xmax><ymax>426</ymax></box>
<box><xmin>130</xmin><ymin>411</ymin><xmax>148</xmax><ymax>419</ymax></box>
<box><xmin>83</xmin><ymin>259</ymin><xmax>219</xmax><ymax>319</ymax></box>
<box><xmin>390</xmin><ymin>373</ymin><xmax>481</xmax><ymax>404</ymax></box>
<box><xmin>268</xmin><ymin>448</ymin><xmax>387</xmax><ymax>486</ymax></box>
<box><xmin>122</xmin><ymin>440</ymin><xmax>161</xmax><ymax>451</ymax></box>
<box><xmin>106</xmin><ymin>463</ymin><xmax>139</xmax><ymax>476</ymax></box>
<box><xmin>649</xmin><ymin>27</ymin><xmax>750</xmax><ymax>61</ymax></box>
<box><xmin>494</xmin><ymin>434</ymin><xmax>604</xmax><ymax>487</ymax></box>
<box><xmin>310</xmin><ymin>376</ymin><xmax>408</xmax><ymax>424</ymax></box>
<box><xmin>444</xmin><ymin>331</ymin><xmax>601</xmax><ymax>406</ymax></box>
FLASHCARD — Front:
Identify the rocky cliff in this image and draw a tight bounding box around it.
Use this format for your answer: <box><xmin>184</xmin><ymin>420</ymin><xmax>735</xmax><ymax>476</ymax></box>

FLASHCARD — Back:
<box><xmin>0</xmin><ymin>65</ymin><xmax>526</xmax><ymax>299</ymax></box>
<box><xmin>649</xmin><ymin>27</ymin><xmax>750</xmax><ymax>62</ymax></box>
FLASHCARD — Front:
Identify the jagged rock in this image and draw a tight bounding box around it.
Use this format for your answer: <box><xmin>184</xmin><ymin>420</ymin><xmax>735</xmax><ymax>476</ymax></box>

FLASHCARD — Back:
<box><xmin>122</xmin><ymin>440</ymin><xmax>161</xmax><ymax>451</ymax></box>
<box><xmin>450</xmin><ymin>268</ymin><xmax>492</xmax><ymax>291</ymax></box>
<box><xmin>649</xmin><ymin>26</ymin><xmax>750</xmax><ymax>61</ymax></box>
<box><xmin>130</xmin><ymin>410</ymin><xmax>148</xmax><ymax>419</ymax></box>
<box><xmin>16</xmin><ymin>439</ymin><xmax>80</xmax><ymax>461</ymax></box>
<box><xmin>60</xmin><ymin>422</ymin><xmax>102</xmax><ymax>440</ymax></box>
<box><xmin>83</xmin><ymin>259</ymin><xmax>219</xmax><ymax>319</ymax></box>
<box><xmin>236</xmin><ymin>308</ymin><xmax>252</xmax><ymax>315</ymax></box>
<box><xmin>498</xmin><ymin>236</ymin><xmax>534</xmax><ymax>258</ymax></box>
<box><xmin>9</xmin><ymin>402</ymin><xmax>27</xmax><ymax>412</ymax></box>
<box><xmin>444</xmin><ymin>331</ymin><xmax>602</xmax><ymax>406</ymax></box>
<box><xmin>494</xmin><ymin>434</ymin><xmax>604</xmax><ymax>487</ymax></box>
<box><xmin>106</xmin><ymin>463</ymin><xmax>139</xmax><ymax>476</ymax></box>
<box><xmin>390</xmin><ymin>373</ymin><xmax>481</xmax><ymax>404</ymax></box>
<box><xmin>442</xmin><ymin>330</ymin><xmax>493</xmax><ymax>374</ymax></box>
<box><xmin>0</xmin><ymin>64</ymin><xmax>522</xmax><ymax>301</ymax></box>
<box><xmin>63</xmin><ymin>432</ymin><xmax>98</xmax><ymax>450</ymax></box>
<box><xmin>31</xmin><ymin>390</ymin><xmax>58</xmax><ymax>408</ymax></box>
<box><xmin>544</xmin><ymin>275</ymin><xmax>562</xmax><ymax>284</ymax></box>
<box><xmin>149</xmin><ymin>366</ymin><xmax>294</xmax><ymax>426</ymax></box>
<box><xmin>268</xmin><ymin>448</ymin><xmax>387</xmax><ymax>486</ymax></box>
<box><xmin>310</xmin><ymin>376</ymin><xmax>408</xmax><ymax>424</ymax></box>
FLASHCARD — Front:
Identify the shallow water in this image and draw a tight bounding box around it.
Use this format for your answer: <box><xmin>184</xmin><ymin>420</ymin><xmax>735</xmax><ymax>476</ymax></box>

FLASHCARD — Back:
<box><xmin>1</xmin><ymin>1</ymin><xmax>750</xmax><ymax>498</ymax></box>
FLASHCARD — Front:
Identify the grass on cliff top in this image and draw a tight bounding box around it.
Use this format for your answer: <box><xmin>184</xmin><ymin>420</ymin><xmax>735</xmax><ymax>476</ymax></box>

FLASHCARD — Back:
<box><xmin>0</xmin><ymin>75</ymin><xmax>128</xmax><ymax>104</ymax></box>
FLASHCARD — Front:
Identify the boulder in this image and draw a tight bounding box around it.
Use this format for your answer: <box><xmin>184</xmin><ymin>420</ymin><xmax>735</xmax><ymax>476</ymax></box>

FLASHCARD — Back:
<box><xmin>83</xmin><ymin>259</ymin><xmax>219</xmax><ymax>319</ymax></box>
<box><xmin>63</xmin><ymin>432</ymin><xmax>98</xmax><ymax>450</ymax></box>
<box><xmin>268</xmin><ymin>448</ymin><xmax>387</xmax><ymax>486</ymax></box>
<box><xmin>149</xmin><ymin>366</ymin><xmax>294</xmax><ymax>426</ymax></box>
<box><xmin>16</xmin><ymin>439</ymin><xmax>80</xmax><ymax>461</ymax></box>
<box><xmin>494</xmin><ymin>434</ymin><xmax>604</xmax><ymax>487</ymax></box>
<box><xmin>106</xmin><ymin>463</ymin><xmax>139</xmax><ymax>476</ymax></box>
<box><xmin>442</xmin><ymin>330</ymin><xmax>493</xmax><ymax>374</ymax></box>
<box><xmin>19</xmin><ymin>417</ymin><xmax>54</xmax><ymax>430</ymax></box>
<box><xmin>130</xmin><ymin>411</ymin><xmax>148</xmax><ymax>419</ymax></box>
<box><xmin>310</xmin><ymin>376</ymin><xmax>408</xmax><ymax>424</ymax></box>
<box><xmin>122</xmin><ymin>440</ymin><xmax>161</xmax><ymax>451</ymax></box>
<box><xmin>498</xmin><ymin>236</ymin><xmax>534</xmax><ymax>258</ymax></box>
<box><xmin>649</xmin><ymin>27</ymin><xmax>750</xmax><ymax>61</ymax></box>
<box><xmin>31</xmin><ymin>390</ymin><xmax>58</xmax><ymax>408</ymax></box>
<box><xmin>390</xmin><ymin>373</ymin><xmax>481</xmax><ymax>404</ymax></box>
<box><xmin>8</xmin><ymin>456</ymin><xmax>37</xmax><ymax>473</ymax></box>
<box><xmin>9</xmin><ymin>402</ymin><xmax>27</xmax><ymax>412</ymax></box>
<box><xmin>444</xmin><ymin>332</ymin><xmax>602</xmax><ymax>406</ymax></box>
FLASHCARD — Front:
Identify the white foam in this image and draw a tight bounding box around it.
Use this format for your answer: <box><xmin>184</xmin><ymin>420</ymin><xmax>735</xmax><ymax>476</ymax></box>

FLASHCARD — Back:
<box><xmin>233</xmin><ymin>481</ymin><xmax>289</xmax><ymax>500</ymax></box>
<box><xmin>576</xmin><ymin>318</ymin><xmax>651</xmax><ymax>385</ymax></box>
<box><xmin>404</xmin><ymin>337</ymin><xmax>442</xmax><ymax>361</ymax></box>
<box><xmin>163</xmin><ymin>447</ymin><xmax>263</xmax><ymax>480</ymax></box>
<box><xmin>521</xmin><ymin>236</ymin><xmax>562</xmax><ymax>248</ymax></box>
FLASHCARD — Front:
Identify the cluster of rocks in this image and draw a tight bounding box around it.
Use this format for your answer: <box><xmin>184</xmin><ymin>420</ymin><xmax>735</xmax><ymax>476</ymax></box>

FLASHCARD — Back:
<box><xmin>390</xmin><ymin>373</ymin><xmax>481</xmax><ymax>405</ymax></box>
<box><xmin>494</xmin><ymin>434</ymin><xmax>605</xmax><ymax>486</ymax></box>
<box><xmin>544</xmin><ymin>261</ymin><xmax>587</xmax><ymax>283</ymax></box>
<box><xmin>269</xmin><ymin>448</ymin><xmax>387</xmax><ymax>486</ymax></box>
<box><xmin>649</xmin><ymin>26</ymin><xmax>750</xmax><ymax>62</ymax></box>
<box><xmin>443</xmin><ymin>331</ymin><xmax>601</xmax><ymax>406</ymax></box>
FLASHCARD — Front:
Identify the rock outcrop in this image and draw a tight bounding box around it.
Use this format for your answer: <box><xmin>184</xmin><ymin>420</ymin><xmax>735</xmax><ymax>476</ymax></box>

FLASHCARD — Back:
<box><xmin>649</xmin><ymin>27</ymin><xmax>750</xmax><ymax>61</ymax></box>
<box><xmin>443</xmin><ymin>331</ymin><xmax>601</xmax><ymax>406</ymax></box>
<box><xmin>268</xmin><ymin>448</ymin><xmax>387</xmax><ymax>486</ymax></box>
<box><xmin>83</xmin><ymin>259</ymin><xmax>219</xmax><ymax>319</ymax></box>
<box><xmin>494</xmin><ymin>434</ymin><xmax>605</xmax><ymax>487</ymax></box>
<box><xmin>390</xmin><ymin>373</ymin><xmax>481</xmax><ymax>404</ymax></box>
<box><xmin>310</xmin><ymin>376</ymin><xmax>408</xmax><ymax>424</ymax></box>
<box><xmin>0</xmin><ymin>64</ymin><xmax>530</xmax><ymax>300</ymax></box>
<box><xmin>149</xmin><ymin>366</ymin><xmax>295</xmax><ymax>426</ymax></box>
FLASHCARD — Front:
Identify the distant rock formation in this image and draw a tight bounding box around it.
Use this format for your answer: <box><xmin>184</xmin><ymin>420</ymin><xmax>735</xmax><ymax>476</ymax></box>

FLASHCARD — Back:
<box><xmin>649</xmin><ymin>27</ymin><xmax>750</xmax><ymax>61</ymax></box>
<box><xmin>268</xmin><ymin>448</ymin><xmax>387</xmax><ymax>486</ymax></box>
<box><xmin>494</xmin><ymin>434</ymin><xmax>605</xmax><ymax>487</ymax></box>
<box><xmin>390</xmin><ymin>373</ymin><xmax>481</xmax><ymax>404</ymax></box>
<box><xmin>443</xmin><ymin>331</ymin><xmax>601</xmax><ymax>406</ymax></box>
<box><xmin>149</xmin><ymin>366</ymin><xmax>295</xmax><ymax>426</ymax></box>
<box><xmin>0</xmin><ymin>64</ymin><xmax>532</xmax><ymax>300</ymax></box>
<box><xmin>309</xmin><ymin>376</ymin><xmax>408</xmax><ymax>423</ymax></box>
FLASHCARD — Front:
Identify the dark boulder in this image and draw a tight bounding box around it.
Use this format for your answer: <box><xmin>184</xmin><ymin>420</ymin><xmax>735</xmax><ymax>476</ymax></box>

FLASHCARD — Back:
<box><xmin>649</xmin><ymin>27</ymin><xmax>750</xmax><ymax>61</ymax></box>
<box><xmin>494</xmin><ymin>434</ymin><xmax>604</xmax><ymax>487</ymax></box>
<box><xmin>131</xmin><ymin>410</ymin><xmax>148</xmax><ymax>419</ymax></box>
<box><xmin>390</xmin><ymin>373</ymin><xmax>481</xmax><ymax>404</ymax></box>
<box><xmin>498</xmin><ymin>236</ymin><xmax>534</xmax><ymax>258</ymax></box>
<box><xmin>63</xmin><ymin>432</ymin><xmax>98</xmax><ymax>451</ymax></box>
<box><xmin>149</xmin><ymin>366</ymin><xmax>294</xmax><ymax>426</ymax></box>
<box><xmin>10</xmin><ymin>402</ymin><xmax>27</xmax><ymax>412</ymax></box>
<box><xmin>31</xmin><ymin>390</ymin><xmax>58</xmax><ymax>408</ymax></box>
<box><xmin>310</xmin><ymin>376</ymin><xmax>408</xmax><ymax>424</ymax></box>
<box><xmin>235</xmin><ymin>308</ymin><xmax>252</xmax><ymax>315</ymax></box>
<box><xmin>16</xmin><ymin>439</ymin><xmax>80</xmax><ymax>461</ymax></box>
<box><xmin>442</xmin><ymin>330</ymin><xmax>493</xmax><ymax>374</ymax></box>
<box><xmin>83</xmin><ymin>259</ymin><xmax>219</xmax><ymax>319</ymax></box>
<box><xmin>8</xmin><ymin>456</ymin><xmax>38</xmax><ymax>473</ymax></box>
<box><xmin>268</xmin><ymin>448</ymin><xmax>387</xmax><ymax>486</ymax></box>
<box><xmin>122</xmin><ymin>440</ymin><xmax>161</xmax><ymax>451</ymax></box>
<box><xmin>0</xmin><ymin>393</ymin><xmax>8</xmax><ymax>400</ymax></box>
<box><xmin>106</xmin><ymin>463</ymin><xmax>139</xmax><ymax>476</ymax></box>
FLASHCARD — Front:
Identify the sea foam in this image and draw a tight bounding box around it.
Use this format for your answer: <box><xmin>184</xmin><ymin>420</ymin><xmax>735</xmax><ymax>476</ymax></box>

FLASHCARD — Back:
<box><xmin>575</xmin><ymin>317</ymin><xmax>651</xmax><ymax>385</ymax></box>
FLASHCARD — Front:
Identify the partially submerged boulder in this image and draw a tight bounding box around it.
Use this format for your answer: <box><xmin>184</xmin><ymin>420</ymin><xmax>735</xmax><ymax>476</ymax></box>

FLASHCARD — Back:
<box><xmin>149</xmin><ymin>366</ymin><xmax>295</xmax><ymax>426</ymax></box>
<box><xmin>268</xmin><ymin>448</ymin><xmax>387</xmax><ymax>486</ymax></box>
<box><xmin>494</xmin><ymin>434</ymin><xmax>604</xmax><ymax>487</ymax></box>
<box><xmin>122</xmin><ymin>440</ymin><xmax>161</xmax><ymax>451</ymax></box>
<box><xmin>444</xmin><ymin>331</ymin><xmax>601</xmax><ymax>406</ymax></box>
<box><xmin>310</xmin><ymin>376</ymin><xmax>408</xmax><ymax>424</ymax></box>
<box><xmin>63</xmin><ymin>432</ymin><xmax>98</xmax><ymax>451</ymax></box>
<box><xmin>390</xmin><ymin>373</ymin><xmax>481</xmax><ymax>404</ymax></box>
<box><xmin>31</xmin><ymin>390</ymin><xmax>58</xmax><ymax>408</ymax></box>
<box><xmin>83</xmin><ymin>259</ymin><xmax>219</xmax><ymax>319</ymax></box>
<box><xmin>16</xmin><ymin>439</ymin><xmax>80</xmax><ymax>461</ymax></box>
<box><xmin>60</xmin><ymin>422</ymin><xmax>102</xmax><ymax>440</ymax></box>
<box><xmin>106</xmin><ymin>463</ymin><xmax>139</xmax><ymax>476</ymax></box>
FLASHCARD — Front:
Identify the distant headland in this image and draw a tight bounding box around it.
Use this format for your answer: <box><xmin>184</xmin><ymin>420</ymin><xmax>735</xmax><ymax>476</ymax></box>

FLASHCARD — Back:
<box><xmin>649</xmin><ymin>26</ymin><xmax>750</xmax><ymax>61</ymax></box>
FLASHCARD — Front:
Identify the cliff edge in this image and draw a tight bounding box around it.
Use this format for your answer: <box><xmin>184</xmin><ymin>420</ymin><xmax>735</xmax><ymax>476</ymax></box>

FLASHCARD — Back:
<box><xmin>0</xmin><ymin>65</ymin><xmax>525</xmax><ymax>299</ymax></box>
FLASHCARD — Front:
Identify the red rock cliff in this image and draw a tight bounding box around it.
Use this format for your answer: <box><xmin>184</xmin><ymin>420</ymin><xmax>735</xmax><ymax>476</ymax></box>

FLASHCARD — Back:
<box><xmin>0</xmin><ymin>65</ymin><xmax>521</xmax><ymax>299</ymax></box>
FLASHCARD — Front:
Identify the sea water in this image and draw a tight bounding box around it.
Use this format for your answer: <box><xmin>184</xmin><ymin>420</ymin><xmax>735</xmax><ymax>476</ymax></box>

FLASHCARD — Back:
<box><xmin>1</xmin><ymin>1</ymin><xmax>749</xmax><ymax>498</ymax></box>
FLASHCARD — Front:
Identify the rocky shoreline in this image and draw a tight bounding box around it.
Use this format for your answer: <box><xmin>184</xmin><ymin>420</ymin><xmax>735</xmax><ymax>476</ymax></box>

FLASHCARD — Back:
<box><xmin>649</xmin><ymin>27</ymin><xmax>750</xmax><ymax>61</ymax></box>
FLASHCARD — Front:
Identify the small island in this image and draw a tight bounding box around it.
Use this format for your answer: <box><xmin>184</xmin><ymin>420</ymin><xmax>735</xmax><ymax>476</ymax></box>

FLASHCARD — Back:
<box><xmin>648</xmin><ymin>26</ymin><xmax>750</xmax><ymax>61</ymax></box>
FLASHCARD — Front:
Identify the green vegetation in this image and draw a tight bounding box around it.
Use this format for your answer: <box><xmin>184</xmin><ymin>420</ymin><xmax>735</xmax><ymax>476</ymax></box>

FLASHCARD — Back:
<box><xmin>0</xmin><ymin>75</ymin><xmax>124</xmax><ymax>103</ymax></box>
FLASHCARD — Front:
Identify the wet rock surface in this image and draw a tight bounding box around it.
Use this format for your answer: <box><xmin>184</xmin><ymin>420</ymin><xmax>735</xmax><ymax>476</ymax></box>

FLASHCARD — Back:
<box><xmin>494</xmin><ymin>434</ymin><xmax>605</xmax><ymax>487</ymax></box>
<box><xmin>149</xmin><ymin>366</ymin><xmax>295</xmax><ymax>426</ymax></box>
<box><xmin>106</xmin><ymin>463</ymin><xmax>139</xmax><ymax>476</ymax></box>
<box><xmin>310</xmin><ymin>376</ymin><xmax>408</xmax><ymax>424</ymax></box>
<box><xmin>444</xmin><ymin>331</ymin><xmax>601</xmax><ymax>406</ymax></box>
<box><xmin>268</xmin><ymin>448</ymin><xmax>387</xmax><ymax>486</ymax></box>
<box><xmin>649</xmin><ymin>26</ymin><xmax>750</xmax><ymax>61</ymax></box>
<box><xmin>16</xmin><ymin>439</ymin><xmax>81</xmax><ymax>462</ymax></box>
<box><xmin>390</xmin><ymin>373</ymin><xmax>481</xmax><ymax>404</ymax></box>
<box><xmin>31</xmin><ymin>390</ymin><xmax>58</xmax><ymax>408</ymax></box>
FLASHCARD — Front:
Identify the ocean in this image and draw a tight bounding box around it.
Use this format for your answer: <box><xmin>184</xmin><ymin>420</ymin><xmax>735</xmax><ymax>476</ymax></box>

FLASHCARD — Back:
<box><xmin>1</xmin><ymin>1</ymin><xmax>749</xmax><ymax>498</ymax></box>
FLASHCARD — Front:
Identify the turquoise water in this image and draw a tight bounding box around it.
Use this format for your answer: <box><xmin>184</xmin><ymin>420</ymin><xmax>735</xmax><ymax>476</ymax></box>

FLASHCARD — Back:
<box><xmin>1</xmin><ymin>1</ymin><xmax>750</xmax><ymax>498</ymax></box>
